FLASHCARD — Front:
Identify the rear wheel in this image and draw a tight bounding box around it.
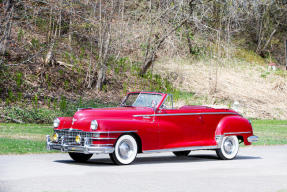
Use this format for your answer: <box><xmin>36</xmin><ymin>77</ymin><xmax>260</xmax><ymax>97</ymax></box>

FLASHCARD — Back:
<box><xmin>173</xmin><ymin>151</ymin><xmax>190</xmax><ymax>157</ymax></box>
<box><xmin>216</xmin><ymin>136</ymin><xmax>239</xmax><ymax>160</ymax></box>
<box><xmin>69</xmin><ymin>152</ymin><xmax>93</xmax><ymax>162</ymax></box>
<box><xmin>110</xmin><ymin>135</ymin><xmax>138</xmax><ymax>165</ymax></box>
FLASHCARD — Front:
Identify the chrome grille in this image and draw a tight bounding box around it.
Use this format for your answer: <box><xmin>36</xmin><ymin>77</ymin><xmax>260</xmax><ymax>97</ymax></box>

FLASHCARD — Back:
<box><xmin>54</xmin><ymin>129</ymin><xmax>95</xmax><ymax>145</ymax></box>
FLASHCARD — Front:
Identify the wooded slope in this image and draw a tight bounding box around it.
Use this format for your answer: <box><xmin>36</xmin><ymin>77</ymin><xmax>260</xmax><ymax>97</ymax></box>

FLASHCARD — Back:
<box><xmin>0</xmin><ymin>0</ymin><xmax>287</xmax><ymax>121</ymax></box>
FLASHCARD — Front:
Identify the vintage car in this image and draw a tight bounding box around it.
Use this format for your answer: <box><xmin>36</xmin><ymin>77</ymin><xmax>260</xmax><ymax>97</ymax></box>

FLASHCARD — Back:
<box><xmin>46</xmin><ymin>92</ymin><xmax>258</xmax><ymax>165</ymax></box>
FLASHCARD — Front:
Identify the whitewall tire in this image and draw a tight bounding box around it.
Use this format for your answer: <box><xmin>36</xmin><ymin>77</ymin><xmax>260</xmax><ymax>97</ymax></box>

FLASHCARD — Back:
<box><xmin>216</xmin><ymin>136</ymin><xmax>239</xmax><ymax>160</ymax></box>
<box><xmin>109</xmin><ymin>135</ymin><xmax>138</xmax><ymax>165</ymax></box>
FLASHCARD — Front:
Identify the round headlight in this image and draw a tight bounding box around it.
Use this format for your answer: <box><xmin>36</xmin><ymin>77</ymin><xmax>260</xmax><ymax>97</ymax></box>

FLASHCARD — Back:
<box><xmin>90</xmin><ymin>120</ymin><xmax>98</xmax><ymax>130</ymax></box>
<box><xmin>52</xmin><ymin>133</ymin><xmax>59</xmax><ymax>142</ymax></box>
<box><xmin>75</xmin><ymin>135</ymin><xmax>81</xmax><ymax>144</ymax></box>
<box><xmin>53</xmin><ymin>118</ymin><xmax>60</xmax><ymax>128</ymax></box>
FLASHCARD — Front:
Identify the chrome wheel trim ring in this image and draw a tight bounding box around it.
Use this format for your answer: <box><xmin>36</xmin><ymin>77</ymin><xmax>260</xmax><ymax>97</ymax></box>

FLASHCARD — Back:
<box><xmin>223</xmin><ymin>137</ymin><xmax>235</xmax><ymax>155</ymax></box>
<box><xmin>115</xmin><ymin>135</ymin><xmax>138</xmax><ymax>164</ymax></box>
<box><xmin>221</xmin><ymin>136</ymin><xmax>239</xmax><ymax>159</ymax></box>
<box><xmin>118</xmin><ymin>139</ymin><xmax>134</xmax><ymax>160</ymax></box>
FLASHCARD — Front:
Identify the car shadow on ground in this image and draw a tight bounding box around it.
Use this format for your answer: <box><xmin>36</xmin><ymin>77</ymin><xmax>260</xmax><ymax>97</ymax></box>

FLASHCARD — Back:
<box><xmin>54</xmin><ymin>154</ymin><xmax>261</xmax><ymax>166</ymax></box>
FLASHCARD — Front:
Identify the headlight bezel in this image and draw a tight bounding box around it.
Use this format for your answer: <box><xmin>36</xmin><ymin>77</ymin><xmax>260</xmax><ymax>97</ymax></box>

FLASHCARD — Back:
<box><xmin>90</xmin><ymin>120</ymin><xmax>98</xmax><ymax>130</ymax></box>
<box><xmin>53</xmin><ymin>118</ymin><xmax>60</xmax><ymax>128</ymax></box>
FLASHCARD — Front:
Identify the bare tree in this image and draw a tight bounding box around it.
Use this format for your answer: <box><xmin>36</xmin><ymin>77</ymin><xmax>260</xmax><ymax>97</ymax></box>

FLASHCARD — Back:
<box><xmin>0</xmin><ymin>0</ymin><xmax>14</xmax><ymax>62</ymax></box>
<box><xmin>139</xmin><ymin>0</ymin><xmax>191</xmax><ymax>76</ymax></box>
<box><xmin>139</xmin><ymin>19</ymin><xmax>187</xmax><ymax>76</ymax></box>
<box><xmin>96</xmin><ymin>24</ymin><xmax>111</xmax><ymax>90</ymax></box>
<box><xmin>94</xmin><ymin>0</ymin><xmax>114</xmax><ymax>90</ymax></box>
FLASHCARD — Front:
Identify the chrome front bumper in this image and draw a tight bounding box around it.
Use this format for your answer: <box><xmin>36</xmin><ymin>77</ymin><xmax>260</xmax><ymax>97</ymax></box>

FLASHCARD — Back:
<box><xmin>247</xmin><ymin>135</ymin><xmax>259</xmax><ymax>143</ymax></box>
<box><xmin>46</xmin><ymin>135</ymin><xmax>114</xmax><ymax>154</ymax></box>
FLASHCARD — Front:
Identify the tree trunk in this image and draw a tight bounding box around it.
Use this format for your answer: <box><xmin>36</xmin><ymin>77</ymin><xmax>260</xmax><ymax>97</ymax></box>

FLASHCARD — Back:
<box><xmin>0</xmin><ymin>0</ymin><xmax>14</xmax><ymax>56</ymax></box>
<box><xmin>96</xmin><ymin>32</ymin><xmax>111</xmax><ymax>91</ymax></box>
<box><xmin>139</xmin><ymin>19</ymin><xmax>187</xmax><ymax>76</ymax></box>
<box><xmin>44</xmin><ymin>41</ymin><xmax>55</xmax><ymax>66</ymax></box>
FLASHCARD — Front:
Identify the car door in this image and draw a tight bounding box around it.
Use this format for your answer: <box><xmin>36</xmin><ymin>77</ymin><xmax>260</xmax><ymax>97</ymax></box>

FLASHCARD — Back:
<box><xmin>156</xmin><ymin>109</ymin><xmax>184</xmax><ymax>149</ymax></box>
<box><xmin>133</xmin><ymin>109</ymin><xmax>159</xmax><ymax>151</ymax></box>
<box><xmin>156</xmin><ymin>108</ymin><xmax>206</xmax><ymax>149</ymax></box>
<box><xmin>181</xmin><ymin>112</ymin><xmax>206</xmax><ymax>146</ymax></box>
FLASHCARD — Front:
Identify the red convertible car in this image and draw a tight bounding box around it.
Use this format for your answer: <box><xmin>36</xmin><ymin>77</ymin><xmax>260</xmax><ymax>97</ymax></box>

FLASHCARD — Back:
<box><xmin>47</xmin><ymin>92</ymin><xmax>258</xmax><ymax>165</ymax></box>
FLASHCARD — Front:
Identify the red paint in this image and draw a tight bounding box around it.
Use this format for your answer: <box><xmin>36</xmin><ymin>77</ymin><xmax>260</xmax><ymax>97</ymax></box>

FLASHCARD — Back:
<box><xmin>55</xmin><ymin>92</ymin><xmax>255</xmax><ymax>152</ymax></box>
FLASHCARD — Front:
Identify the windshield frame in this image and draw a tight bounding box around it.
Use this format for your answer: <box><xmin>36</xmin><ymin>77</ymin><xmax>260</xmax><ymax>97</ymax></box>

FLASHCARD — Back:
<box><xmin>159</xmin><ymin>94</ymin><xmax>174</xmax><ymax>109</ymax></box>
<box><xmin>120</xmin><ymin>92</ymin><xmax>166</xmax><ymax>109</ymax></box>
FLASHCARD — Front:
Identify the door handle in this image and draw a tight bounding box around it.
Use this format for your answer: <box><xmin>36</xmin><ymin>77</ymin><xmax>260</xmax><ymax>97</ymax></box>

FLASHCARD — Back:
<box><xmin>143</xmin><ymin>116</ymin><xmax>151</xmax><ymax>119</ymax></box>
<box><xmin>198</xmin><ymin>115</ymin><xmax>204</xmax><ymax>123</ymax></box>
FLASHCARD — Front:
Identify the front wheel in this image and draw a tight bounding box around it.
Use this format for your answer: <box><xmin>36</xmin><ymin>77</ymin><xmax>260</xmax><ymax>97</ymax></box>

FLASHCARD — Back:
<box><xmin>216</xmin><ymin>136</ymin><xmax>239</xmax><ymax>160</ymax></box>
<box><xmin>69</xmin><ymin>152</ymin><xmax>93</xmax><ymax>162</ymax></box>
<box><xmin>109</xmin><ymin>135</ymin><xmax>138</xmax><ymax>165</ymax></box>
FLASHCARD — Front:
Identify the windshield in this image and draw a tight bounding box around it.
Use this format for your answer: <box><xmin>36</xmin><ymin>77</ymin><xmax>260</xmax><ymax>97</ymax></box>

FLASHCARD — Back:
<box><xmin>121</xmin><ymin>93</ymin><xmax>163</xmax><ymax>108</ymax></box>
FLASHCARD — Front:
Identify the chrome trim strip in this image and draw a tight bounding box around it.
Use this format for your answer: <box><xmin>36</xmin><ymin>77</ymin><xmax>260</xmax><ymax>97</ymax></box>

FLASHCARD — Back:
<box><xmin>143</xmin><ymin>145</ymin><xmax>218</xmax><ymax>153</ymax></box>
<box><xmin>56</xmin><ymin>128</ymin><xmax>84</xmax><ymax>132</ymax></box>
<box><xmin>134</xmin><ymin>112</ymin><xmax>239</xmax><ymax>117</ymax></box>
<box><xmin>55</xmin><ymin>130</ymin><xmax>137</xmax><ymax>134</ymax></box>
<box><xmin>224</xmin><ymin>131</ymin><xmax>251</xmax><ymax>135</ymax></box>
<box><xmin>91</xmin><ymin>137</ymin><xmax>117</xmax><ymax>140</ymax></box>
<box><xmin>95</xmin><ymin>130</ymin><xmax>137</xmax><ymax>134</ymax></box>
<box><xmin>96</xmin><ymin>144</ymin><xmax>113</xmax><ymax>146</ymax></box>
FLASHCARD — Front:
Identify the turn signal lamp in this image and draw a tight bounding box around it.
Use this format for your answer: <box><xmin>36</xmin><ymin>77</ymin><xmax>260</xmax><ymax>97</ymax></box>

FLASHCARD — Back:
<box><xmin>52</xmin><ymin>133</ymin><xmax>59</xmax><ymax>142</ymax></box>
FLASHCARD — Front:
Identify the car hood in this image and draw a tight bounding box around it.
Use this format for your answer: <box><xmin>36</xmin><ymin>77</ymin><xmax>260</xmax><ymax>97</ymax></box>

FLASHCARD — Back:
<box><xmin>66</xmin><ymin>107</ymin><xmax>153</xmax><ymax>131</ymax></box>
<box><xmin>73</xmin><ymin>107</ymin><xmax>153</xmax><ymax>120</ymax></box>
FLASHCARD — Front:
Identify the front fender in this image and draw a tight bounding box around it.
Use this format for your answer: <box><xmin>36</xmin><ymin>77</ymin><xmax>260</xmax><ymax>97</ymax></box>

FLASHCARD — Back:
<box><xmin>56</xmin><ymin>117</ymin><xmax>73</xmax><ymax>129</ymax></box>
<box><xmin>97</xmin><ymin>119</ymin><xmax>158</xmax><ymax>151</ymax></box>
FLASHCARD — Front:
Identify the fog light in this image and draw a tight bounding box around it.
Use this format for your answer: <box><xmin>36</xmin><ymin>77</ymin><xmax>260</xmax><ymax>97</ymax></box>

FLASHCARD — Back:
<box><xmin>75</xmin><ymin>135</ymin><xmax>81</xmax><ymax>144</ymax></box>
<box><xmin>52</xmin><ymin>133</ymin><xmax>59</xmax><ymax>142</ymax></box>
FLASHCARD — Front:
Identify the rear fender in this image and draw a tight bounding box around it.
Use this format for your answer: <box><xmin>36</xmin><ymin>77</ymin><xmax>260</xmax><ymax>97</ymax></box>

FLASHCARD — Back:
<box><xmin>215</xmin><ymin>116</ymin><xmax>253</xmax><ymax>145</ymax></box>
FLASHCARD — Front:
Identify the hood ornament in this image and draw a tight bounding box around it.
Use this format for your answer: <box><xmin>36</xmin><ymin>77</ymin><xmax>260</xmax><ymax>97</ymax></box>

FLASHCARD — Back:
<box><xmin>72</xmin><ymin>118</ymin><xmax>77</xmax><ymax>125</ymax></box>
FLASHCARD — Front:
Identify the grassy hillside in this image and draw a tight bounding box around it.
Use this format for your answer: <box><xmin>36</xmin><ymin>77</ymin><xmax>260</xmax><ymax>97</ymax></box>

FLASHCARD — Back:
<box><xmin>154</xmin><ymin>55</ymin><xmax>287</xmax><ymax>119</ymax></box>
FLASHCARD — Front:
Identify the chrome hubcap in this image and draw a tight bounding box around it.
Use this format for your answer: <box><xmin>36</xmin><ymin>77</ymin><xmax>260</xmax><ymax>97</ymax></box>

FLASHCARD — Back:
<box><xmin>223</xmin><ymin>137</ymin><xmax>235</xmax><ymax>155</ymax></box>
<box><xmin>118</xmin><ymin>139</ymin><xmax>133</xmax><ymax>159</ymax></box>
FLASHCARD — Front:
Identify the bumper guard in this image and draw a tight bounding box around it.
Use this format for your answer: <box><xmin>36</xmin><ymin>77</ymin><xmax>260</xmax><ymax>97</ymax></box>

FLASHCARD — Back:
<box><xmin>247</xmin><ymin>135</ymin><xmax>259</xmax><ymax>143</ymax></box>
<box><xmin>46</xmin><ymin>135</ymin><xmax>114</xmax><ymax>154</ymax></box>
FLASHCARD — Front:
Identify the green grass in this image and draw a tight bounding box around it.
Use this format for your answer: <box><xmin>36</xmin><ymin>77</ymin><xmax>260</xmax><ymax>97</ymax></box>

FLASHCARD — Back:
<box><xmin>0</xmin><ymin>120</ymin><xmax>286</xmax><ymax>154</ymax></box>
<box><xmin>0</xmin><ymin>123</ymin><xmax>53</xmax><ymax>154</ymax></box>
<box><xmin>0</xmin><ymin>123</ymin><xmax>52</xmax><ymax>135</ymax></box>
<box><xmin>252</xmin><ymin>119</ymin><xmax>287</xmax><ymax>145</ymax></box>
<box><xmin>0</xmin><ymin>137</ymin><xmax>49</xmax><ymax>154</ymax></box>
